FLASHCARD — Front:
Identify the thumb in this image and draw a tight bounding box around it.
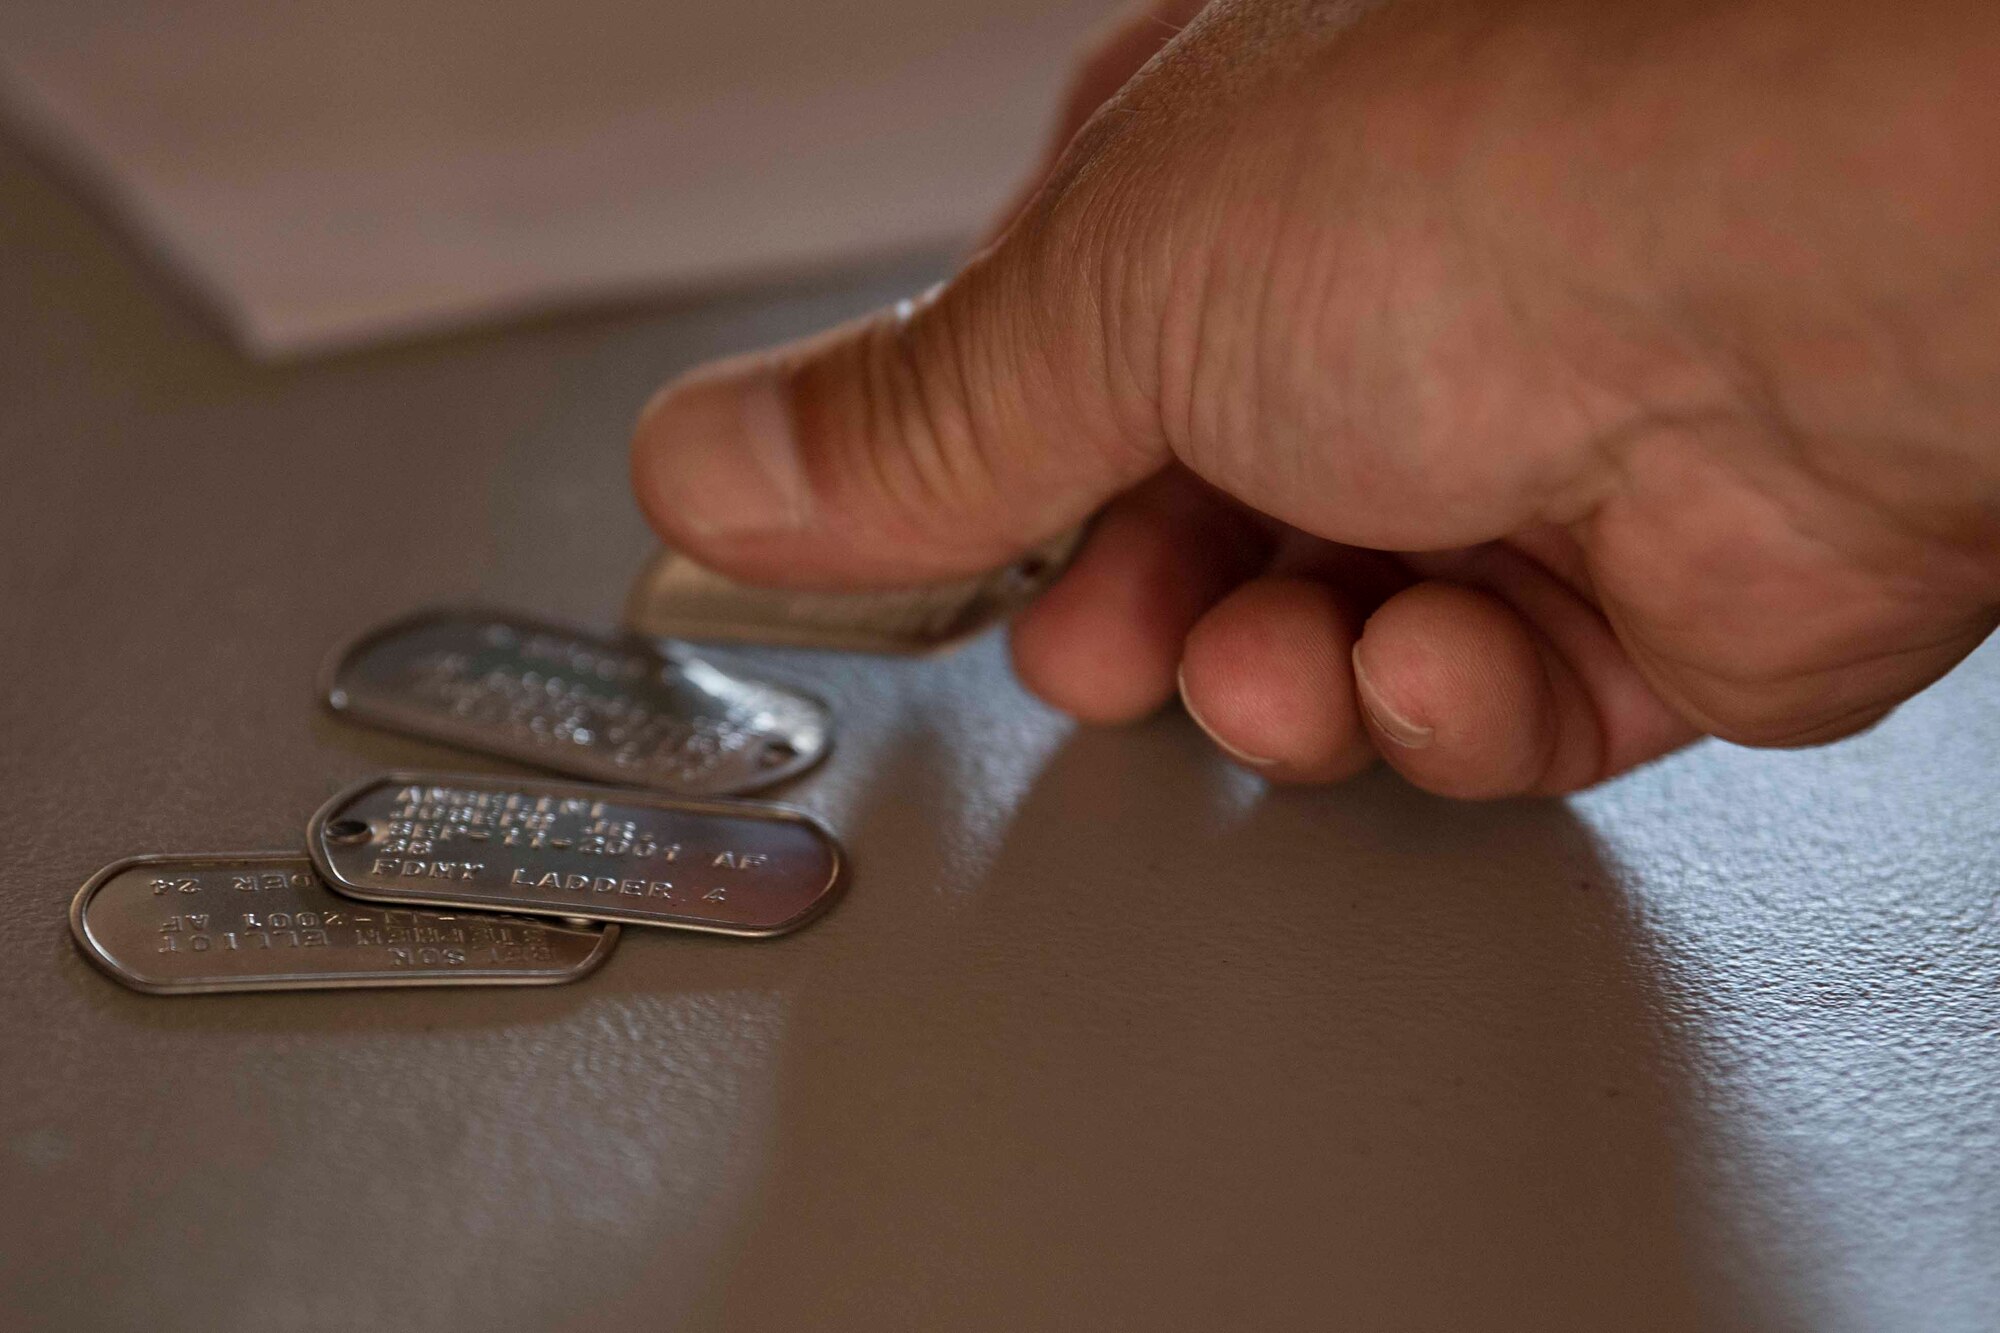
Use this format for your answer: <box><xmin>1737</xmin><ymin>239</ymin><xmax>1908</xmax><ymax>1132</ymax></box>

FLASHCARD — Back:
<box><xmin>629</xmin><ymin>171</ymin><xmax>1178</xmax><ymax>588</ymax></box>
<box><xmin>624</xmin><ymin>33</ymin><xmax>1256</xmax><ymax>588</ymax></box>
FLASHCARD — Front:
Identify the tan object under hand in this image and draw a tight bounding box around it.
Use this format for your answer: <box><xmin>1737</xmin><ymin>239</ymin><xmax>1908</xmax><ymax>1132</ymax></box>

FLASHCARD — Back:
<box><xmin>0</xmin><ymin>0</ymin><xmax>1118</xmax><ymax>358</ymax></box>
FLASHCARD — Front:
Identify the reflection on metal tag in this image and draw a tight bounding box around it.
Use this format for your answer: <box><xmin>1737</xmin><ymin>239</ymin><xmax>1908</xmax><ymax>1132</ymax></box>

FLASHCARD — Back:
<box><xmin>621</xmin><ymin>530</ymin><xmax>1083</xmax><ymax>654</ymax></box>
<box><xmin>322</xmin><ymin>608</ymin><xmax>830</xmax><ymax>796</ymax></box>
<box><xmin>70</xmin><ymin>852</ymin><xmax>616</xmax><ymax>994</ymax></box>
<box><xmin>309</xmin><ymin>773</ymin><xmax>845</xmax><ymax>936</ymax></box>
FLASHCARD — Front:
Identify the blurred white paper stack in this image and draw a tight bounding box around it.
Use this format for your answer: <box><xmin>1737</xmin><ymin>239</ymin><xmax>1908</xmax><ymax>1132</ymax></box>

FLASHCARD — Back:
<box><xmin>0</xmin><ymin>0</ymin><xmax>1119</xmax><ymax>357</ymax></box>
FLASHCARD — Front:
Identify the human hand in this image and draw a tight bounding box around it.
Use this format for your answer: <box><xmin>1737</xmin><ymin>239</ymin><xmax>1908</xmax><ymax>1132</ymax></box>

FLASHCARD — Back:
<box><xmin>631</xmin><ymin>0</ymin><xmax>2000</xmax><ymax>797</ymax></box>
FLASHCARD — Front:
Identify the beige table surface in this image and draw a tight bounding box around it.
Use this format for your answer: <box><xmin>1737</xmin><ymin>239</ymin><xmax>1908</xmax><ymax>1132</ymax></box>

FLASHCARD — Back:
<box><xmin>3</xmin><ymin>131</ymin><xmax>1996</xmax><ymax>1333</ymax></box>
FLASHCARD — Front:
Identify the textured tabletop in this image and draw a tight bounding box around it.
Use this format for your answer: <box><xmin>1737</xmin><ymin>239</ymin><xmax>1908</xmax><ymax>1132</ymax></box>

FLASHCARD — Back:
<box><xmin>2</xmin><ymin>134</ymin><xmax>1995</xmax><ymax>1333</ymax></box>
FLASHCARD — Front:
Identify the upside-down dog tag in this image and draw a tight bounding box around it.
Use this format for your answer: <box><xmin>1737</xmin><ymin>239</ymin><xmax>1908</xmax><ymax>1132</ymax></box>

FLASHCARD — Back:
<box><xmin>71</xmin><ymin>852</ymin><xmax>616</xmax><ymax>994</ymax></box>
<box><xmin>322</xmin><ymin>608</ymin><xmax>829</xmax><ymax>795</ymax></box>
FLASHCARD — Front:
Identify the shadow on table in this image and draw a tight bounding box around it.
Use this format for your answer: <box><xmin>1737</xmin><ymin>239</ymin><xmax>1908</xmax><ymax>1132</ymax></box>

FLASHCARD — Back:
<box><xmin>678</xmin><ymin>710</ymin><xmax>1746</xmax><ymax>1333</ymax></box>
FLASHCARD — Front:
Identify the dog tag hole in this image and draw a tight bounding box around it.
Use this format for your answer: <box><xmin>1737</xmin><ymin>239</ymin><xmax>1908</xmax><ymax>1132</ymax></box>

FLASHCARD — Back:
<box><xmin>325</xmin><ymin>819</ymin><xmax>372</xmax><ymax>845</ymax></box>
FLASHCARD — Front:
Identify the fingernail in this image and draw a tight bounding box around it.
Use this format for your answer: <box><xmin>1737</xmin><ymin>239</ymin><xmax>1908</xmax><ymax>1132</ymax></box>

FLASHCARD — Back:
<box><xmin>1178</xmin><ymin>665</ymin><xmax>1278</xmax><ymax>768</ymax></box>
<box><xmin>1352</xmin><ymin>645</ymin><xmax>1433</xmax><ymax>748</ymax></box>
<box><xmin>633</xmin><ymin>358</ymin><xmax>811</xmax><ymax>539</ymax></box>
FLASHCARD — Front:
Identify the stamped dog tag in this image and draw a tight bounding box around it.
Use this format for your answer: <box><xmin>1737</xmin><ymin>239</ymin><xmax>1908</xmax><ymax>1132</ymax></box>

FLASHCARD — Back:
<box><xmin>622</xmin><ymin>530</ymin><xmax>1083</xmax><ymax>654</ymax></box>
<box><xmin>71</xmin><ymin>852</ymin><xmax>616</xmax><ymax>994</ymax></box>
<box><xmin>322</xmin><ymin>608</ymin><xmax>829</xmax><ymax>795</ymax></box>
<box><xmin>309</xmin><ymin>773</ymin><xmax>845</xmax><ymax>937</ymax></box>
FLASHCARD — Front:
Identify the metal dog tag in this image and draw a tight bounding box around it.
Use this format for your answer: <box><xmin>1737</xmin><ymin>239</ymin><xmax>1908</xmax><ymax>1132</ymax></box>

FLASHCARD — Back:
<box><xmin>71</xmin><ymin>852</ymin><xmax>616</xmax><ymax>994</ymax></box>
<box><xmin>323</xmin><ymin>609</ymin><xmax>830</xmax><ymax>796</ymax></box>
<box><xmin>622</xmin><ymin>530</ymin><xmax>1083</xmax><ymax>654</ymax></box>
<box><xmin>309</xmin><ymin>773</ymin><xmax>845</xmax><ymax>936</ymax></box>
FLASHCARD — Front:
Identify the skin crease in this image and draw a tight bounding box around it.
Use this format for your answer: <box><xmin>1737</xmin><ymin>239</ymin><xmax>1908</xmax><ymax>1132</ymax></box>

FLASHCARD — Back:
<box><xmin>631</xmin><ymin>0</ymin><xmax>2000</xmax><ymax>799</ymax></box>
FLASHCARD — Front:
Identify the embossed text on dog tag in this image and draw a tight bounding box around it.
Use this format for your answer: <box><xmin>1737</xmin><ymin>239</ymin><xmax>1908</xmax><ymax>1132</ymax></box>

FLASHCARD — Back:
<box><xmin>622</xmin><ymin>530</ymin><xmax>1083</xmax><ymax>654</ymax></box>
<box><xmin>71</xmin><ymin>852</ymin><xmax>616</xmax><ymax>994</ymax></box>
<box><xmin>309</xmin><ymin>773</ymin><xmax>845</xmax><ymax>936</ymax></box>
<box><xmin>322</xmin><ymin>608</ymin><xmax>830</xmax><ymax>795</ymax></box>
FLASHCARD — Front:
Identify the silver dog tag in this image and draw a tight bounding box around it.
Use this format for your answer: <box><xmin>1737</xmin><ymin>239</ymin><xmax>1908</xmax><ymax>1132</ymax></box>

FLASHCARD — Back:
<box><xmin>71</xmin><ymin>852</ymin><xmax>616</xmax><ymax>994</ymax></box>
<box><xmin>322</xmin><ymin>608</ymin><xmax>830</xmax><ymax>796</ymax></box>
<box><xmin>622</xmin><ymin>530</ymin><xmax>1082</xmax><ymax>654</ymax></box>
<box><xmin>309</xmin><ymin>773</ymin><xmax>845</xmax><ymax>937</ymax></box>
